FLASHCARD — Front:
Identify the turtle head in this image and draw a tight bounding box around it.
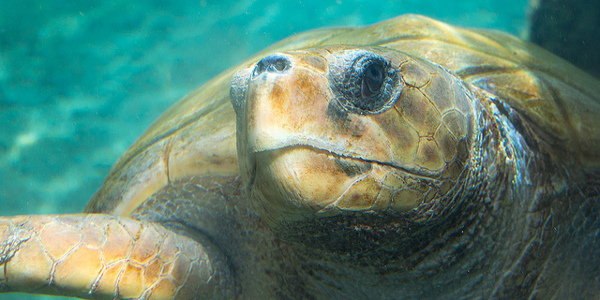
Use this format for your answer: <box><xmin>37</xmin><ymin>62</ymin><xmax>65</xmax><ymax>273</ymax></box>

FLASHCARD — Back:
<box><xmin>231</xmin><ymin>47</ymin><xmax>475</xmax><ymax>228</ymax></box>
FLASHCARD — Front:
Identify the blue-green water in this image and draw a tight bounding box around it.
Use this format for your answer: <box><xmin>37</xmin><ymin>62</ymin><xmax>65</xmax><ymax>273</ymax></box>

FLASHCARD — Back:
<box><xmin>0</xmin><ymin>1</ymin><xmax>527</xmax><ymax>299</ymax></box>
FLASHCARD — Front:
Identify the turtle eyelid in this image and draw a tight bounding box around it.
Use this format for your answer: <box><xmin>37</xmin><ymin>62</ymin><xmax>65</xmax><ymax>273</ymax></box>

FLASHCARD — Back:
<box><xmin>329</xmin><ymin>50</ymin><xmax>400</xmax><ymax>114</ymax></box>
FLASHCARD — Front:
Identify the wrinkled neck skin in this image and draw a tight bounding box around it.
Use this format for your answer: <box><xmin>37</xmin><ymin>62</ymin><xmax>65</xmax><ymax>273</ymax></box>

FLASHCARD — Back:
<box><xmin>265</xmin><ymin>87</ymin><xmax>568</xmax><ymax>299</ymax></box>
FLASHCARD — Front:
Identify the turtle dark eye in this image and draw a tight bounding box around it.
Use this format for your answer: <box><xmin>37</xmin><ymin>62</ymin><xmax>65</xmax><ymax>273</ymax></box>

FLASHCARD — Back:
<box><xmin>329</xmin><ymin>51</ymin><xmax>400</xmax><ymax>114</ymax></box>
<box><xmin>362</xmin><ymin>63</ymin><xmax>385</xmax><ymax>98</ymax></box>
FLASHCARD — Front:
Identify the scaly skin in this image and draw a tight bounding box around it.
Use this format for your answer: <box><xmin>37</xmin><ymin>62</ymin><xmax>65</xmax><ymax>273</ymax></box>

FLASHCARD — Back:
<box><xmin>0</xmin><ymin>214</ymin><xmax>233</xmax><ymax>299</ymax></box>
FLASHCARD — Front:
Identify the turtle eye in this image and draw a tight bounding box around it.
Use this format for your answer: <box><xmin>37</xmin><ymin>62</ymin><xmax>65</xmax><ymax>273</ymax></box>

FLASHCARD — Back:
<box><xmin>362</xmin><ymin>63</ymin><xmax>385</xmax><ymax>98</ymax></box>
<box><xmin>330</xmin><ymin>51</ymin><xmax>400</xmax><ymax>114</ymax></box>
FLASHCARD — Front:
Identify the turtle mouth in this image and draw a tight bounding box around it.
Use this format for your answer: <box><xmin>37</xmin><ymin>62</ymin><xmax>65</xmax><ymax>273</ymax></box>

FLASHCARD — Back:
<box><xmin>285</xmin><ymin>145</ymin><xmax>376</xmax><ymax>177</ymax></box>
<box><xmin>252</xmin><ymin>142</ymin><xmax>440</xmax><ymax>180</ymax></box>
<box><xmin>245</xmin><ymin>144</ymin><xmax>373</xmax><ymax>188</ymax></box>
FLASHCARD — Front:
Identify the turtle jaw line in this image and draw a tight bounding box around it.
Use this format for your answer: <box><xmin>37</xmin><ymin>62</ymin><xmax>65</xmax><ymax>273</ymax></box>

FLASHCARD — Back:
<box><xmin>254</xmin><ymin>144</ymin><xmax>373</xmax><ymax>167</ymax></box>
<box><xmin>253</xmin><ymin>143</ymin><xmax>438</xmax><ymax>180</ymax></box>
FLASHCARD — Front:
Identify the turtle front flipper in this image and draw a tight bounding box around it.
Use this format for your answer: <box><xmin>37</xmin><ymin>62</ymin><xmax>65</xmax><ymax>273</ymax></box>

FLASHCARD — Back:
<box><xmin>0</xmin><ymin>214</ymin><xmax>235</xmax><ymax>299</ymax></box>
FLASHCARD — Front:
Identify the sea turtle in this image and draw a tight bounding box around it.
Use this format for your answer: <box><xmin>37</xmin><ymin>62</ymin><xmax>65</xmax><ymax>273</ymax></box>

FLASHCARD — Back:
<box><xmin>1</xmin><ymin>14</ymin><xmax>599</xmax><ymax>299</ymax></box>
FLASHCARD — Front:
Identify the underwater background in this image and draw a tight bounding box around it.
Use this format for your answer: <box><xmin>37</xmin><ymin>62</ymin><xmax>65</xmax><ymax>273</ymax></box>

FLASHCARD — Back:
<box><xmin>2</xmin><ymin>1</ymin><xmax>529</xmax><ymax>299</ymax></box>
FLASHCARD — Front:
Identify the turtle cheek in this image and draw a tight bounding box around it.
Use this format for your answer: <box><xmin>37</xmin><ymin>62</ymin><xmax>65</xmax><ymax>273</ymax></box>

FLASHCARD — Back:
<box><xmin>386</xmin><ymin>60</ymin><xmax>474</xmax><ymax>177</ymax></box>
<box><xmin>250</xmin><ymin>147</ymin><xmax>413</xmax><ymax>225</ymax></box>
<box><xmin>250</xmin><ymin>148</ymin><xmax>359</xmax><ymax>223</ymax></box>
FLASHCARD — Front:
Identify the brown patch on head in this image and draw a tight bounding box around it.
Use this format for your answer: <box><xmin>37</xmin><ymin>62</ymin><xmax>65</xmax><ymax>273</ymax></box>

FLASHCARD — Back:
<box><xmin>295</xmin><ymin>73</ymin><xmax>322</xmax><ymax>102</ymax></box>
<box><xmin>415</xmin><ymin>139</ymin><xmax>444</xmax><ymax>171</ymax></box>
<box><xmin>398</xmin><ymin>87</ymin><xmax>427</xmax><ymax>122</ymax></box>
<box><xmin>398</xmin><ymin>86</ymin><xmax>443</xmax><ymax>138</ymax></box>
<box><xmin>268</xmin><ymin>82</ymin><xmax>289</xmax><ymax>114</ymax></box>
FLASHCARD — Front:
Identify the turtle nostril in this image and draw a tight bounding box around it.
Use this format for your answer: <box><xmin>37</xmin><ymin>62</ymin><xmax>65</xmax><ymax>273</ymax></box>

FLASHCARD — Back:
<box><xmin>253</xmin><ymin>54</ymin><xmax>292</xmax><ymax>77</ymax></box>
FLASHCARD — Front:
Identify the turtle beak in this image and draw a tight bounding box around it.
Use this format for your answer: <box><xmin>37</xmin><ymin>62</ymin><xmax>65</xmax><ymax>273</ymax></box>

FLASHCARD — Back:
<box><xmin>230</xmin><ymin>53</ymin><xmax>296</xmax><ymax>185</ymax></box>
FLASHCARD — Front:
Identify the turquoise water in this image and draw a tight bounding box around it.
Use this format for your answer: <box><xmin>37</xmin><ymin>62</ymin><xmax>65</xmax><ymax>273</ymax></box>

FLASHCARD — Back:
<box><xmin>0</xmin><ymin>1</ymin><xmax>527</xmax><ymax>299</ymax></box>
